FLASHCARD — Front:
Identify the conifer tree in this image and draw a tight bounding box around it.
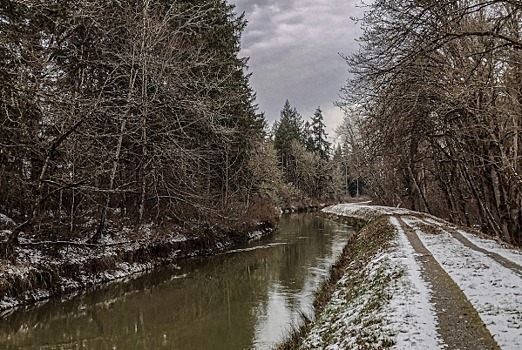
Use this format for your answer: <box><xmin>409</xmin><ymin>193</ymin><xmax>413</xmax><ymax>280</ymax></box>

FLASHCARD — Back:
<box><xmin>304</xmin><ymin>121</ymin><xmax>314</xmax><ymax>152</ymax></box>
<box><xmin>273</xmin><ymin>100</ymin><xmax>305</xmax><ymax>185</ymax></box>
<box><xmin>309</xmin><ymin>107</ymin><xmax>331</xmax><ymax>160</ymax></box>
<box><xmin>0</xmin><ymin>0</ymin><xmax>267</xmax><ymax>251</ymax></box>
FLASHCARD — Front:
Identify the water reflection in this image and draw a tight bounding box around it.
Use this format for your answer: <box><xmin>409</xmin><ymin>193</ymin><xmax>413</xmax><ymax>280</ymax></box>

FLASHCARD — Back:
<box><xmin>0</xmin><ymin>214</ymin><xmax>352</xmax><ymax>350</ymax></box>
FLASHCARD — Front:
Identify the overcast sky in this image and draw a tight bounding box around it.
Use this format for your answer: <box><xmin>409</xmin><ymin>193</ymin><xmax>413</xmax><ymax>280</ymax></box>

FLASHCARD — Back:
<box><xmin>232</xmin><ymin>0</ymin><xmax>366</xmax><ymax>141</ymax></box>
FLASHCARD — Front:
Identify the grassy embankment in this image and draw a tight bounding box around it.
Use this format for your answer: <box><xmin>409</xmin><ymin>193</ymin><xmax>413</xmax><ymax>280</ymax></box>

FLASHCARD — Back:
<box><xmin>276</xmin><ymin>211</ymin><xmax>398</xmax><ymax>349</ymax></box>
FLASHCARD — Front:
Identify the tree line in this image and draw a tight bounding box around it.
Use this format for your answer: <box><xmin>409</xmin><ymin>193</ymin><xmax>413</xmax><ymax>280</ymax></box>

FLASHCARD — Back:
<box><xmin>253</xmin><ymin>100</ymin><xmax>364</xmax><ymax>208</ymax></box>
<box><xmin>268</xmin><ymin>100</ymin><xmax>341</xmax><ymax>203</ymax></box>
<box><xmin>0</xmin><ymin>0</ymin><xmax>348</xmax><ymax>255</ymax></box>
<box><xmin>338</xmin><ymin>0</ymin><xmax>522</xmax><ymax>245</ymax></box>
<box><xmin>0</xmin><ymin>0</ymin><xmax>266</xmax><ymax>251</ymax></box>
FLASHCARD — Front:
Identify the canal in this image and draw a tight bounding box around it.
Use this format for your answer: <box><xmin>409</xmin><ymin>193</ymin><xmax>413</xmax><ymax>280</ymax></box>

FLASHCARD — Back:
<box><xmin>0</xmin><ymin>214</ymin><xmax>353</xmax><ymax>349</ymax></box>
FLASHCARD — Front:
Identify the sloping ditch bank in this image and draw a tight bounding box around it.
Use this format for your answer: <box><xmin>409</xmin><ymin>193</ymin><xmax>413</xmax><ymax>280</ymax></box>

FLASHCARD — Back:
<box><xmin>275</xmin><ymin>205</ymin><xmax>395</xmax><ymax>349</ymax></box>
<box><xmin>0</xmin><ymin>220</ymin><xmax>275</xmax><ymax>314</ymax></box>
<box><xmin>0</xmin><ymin>201</ymin><xmax>334</xmax><ymax>315</ymax></box>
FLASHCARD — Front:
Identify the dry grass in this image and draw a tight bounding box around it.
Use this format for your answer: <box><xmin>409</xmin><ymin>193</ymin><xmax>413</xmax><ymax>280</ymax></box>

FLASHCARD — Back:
<box><xmin>275</xmin><ymin>214</ymin><xmax>396</xmax><ymax>350</ymax></box>
<box><xmin>0</xmin><ymin>218</ymin><xmax>276</xmax><ymax>313</ymax></box>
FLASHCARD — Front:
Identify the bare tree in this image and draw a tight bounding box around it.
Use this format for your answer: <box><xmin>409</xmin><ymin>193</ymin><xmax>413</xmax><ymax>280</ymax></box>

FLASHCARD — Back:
<box><xmin>0</xmin><ymin>0</ymin><xmax>266</xmax><ymax>254</ymax></box>
<box><xmin>341</xmin><ymin>0</ymin><xmax>522</xmax><ymax>244</ymax></box>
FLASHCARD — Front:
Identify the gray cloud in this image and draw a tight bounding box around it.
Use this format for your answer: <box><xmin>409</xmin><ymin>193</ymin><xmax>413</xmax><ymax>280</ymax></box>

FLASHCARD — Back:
<box><xmin>232</xmin><ymin>0</ymin><xmax>365</xmax><ymax>138</ymax></box>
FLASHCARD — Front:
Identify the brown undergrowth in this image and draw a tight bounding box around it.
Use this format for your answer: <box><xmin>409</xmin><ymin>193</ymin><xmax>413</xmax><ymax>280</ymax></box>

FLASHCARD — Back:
<box><xmin>0</xmin><ymin>217</ymin><xmax>275</xmax><ymax>314</ymax></box>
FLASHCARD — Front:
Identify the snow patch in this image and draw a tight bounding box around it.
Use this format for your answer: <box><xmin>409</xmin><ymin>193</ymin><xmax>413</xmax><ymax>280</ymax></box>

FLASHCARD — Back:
<box><xmin>302</xmin><ymin>217</ymin><xmax>443</xmax><ymax>349</ymax></box>
<box><xmin>418</xmin><ymin>216</ymin><xmax>522</xmax><ymax>267</ymax></box>
<box><xmin>387</xmin><ymin>217</ymin><xmax>444</xmax><ymax>349</ymax></box>
<box><xmin>301</xmin><ymin>250</ymin><xmax>398</xmax><ymax>349</ymax></box>
<box><xmin>408</xmin><ymin>220</ymin><xmax>522</xmax><ymax>350</ymax></box>
<box><xmin>226</xmin><ymin>243</ymin><xmax>287</xmax><ymax>255</ymax></box>
<box><xmin>0</xmin><ymin>213</ymin><xmax>15</xmax><ymax>225</ymax></box>
<box><xmin>323</xmin><ymin>203</ymin><xmax>413</xmax><ymax>221</ymax></box>
<box><xmin>457</xmin><ymin>230</ymin><xmax>522</xmax><ymax>268</ymax></box>
<box><xmin>248</xmin><ymin>230</ymin><xmax>263</xmax><ymax>241</ymax></box>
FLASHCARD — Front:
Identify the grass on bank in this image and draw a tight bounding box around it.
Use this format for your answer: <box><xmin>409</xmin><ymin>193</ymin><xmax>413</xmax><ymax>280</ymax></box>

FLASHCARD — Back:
<box><xmin>275</xmin><ymin>215</ymin><xmax>399</xmax><ymax>350</ymax></box>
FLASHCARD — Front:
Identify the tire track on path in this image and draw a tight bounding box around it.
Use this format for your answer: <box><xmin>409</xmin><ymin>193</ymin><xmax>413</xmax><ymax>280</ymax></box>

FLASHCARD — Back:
<box><xmin>414</xmin><ymin>216</ymin><xmax>522</xmax><ymax>278</ymax></box>
<box><xmin>395</xmin><ymin>216</ymin><xmax>500</xmax><ymax>350</ymax></box>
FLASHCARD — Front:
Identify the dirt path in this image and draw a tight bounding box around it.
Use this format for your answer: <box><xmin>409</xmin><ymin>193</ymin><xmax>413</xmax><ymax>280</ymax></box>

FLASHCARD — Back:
<box><xmin>419</xmin><ymin>217</ymin><xmax>522</xmax><ymax>278</ymax></box>
<box><xmin>294</xmin><ymin>204</ymin><xmax>522</xmax><ymax>349</ymax></box>
<box><xmin>397</xmin><ymin>217</ymin><xmax>500</xmax><ymax>350</ymax></box>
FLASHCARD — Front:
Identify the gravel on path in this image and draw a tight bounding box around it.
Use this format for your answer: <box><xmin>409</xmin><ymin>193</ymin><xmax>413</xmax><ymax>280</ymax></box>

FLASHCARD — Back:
<box><xmin>397</xmin><ymin>217</ymin><xmax>500</xmax><ymax>350</ymax></box>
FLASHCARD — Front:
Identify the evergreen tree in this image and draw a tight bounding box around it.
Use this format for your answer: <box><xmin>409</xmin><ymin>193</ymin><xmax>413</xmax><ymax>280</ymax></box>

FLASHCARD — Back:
<box><xmin>308</xmin><ymin>107</ymin><xmax>331</xmax><ymax>160</ymax></box>
<box><xmin>304</xmin><ymin>121</ymin><xmax>314</xmax><ymax>152</ymax></box>
<box><xmin>171</xmin><ymin>0</ymin><xmax>264</xmax><ymax>205</ymax></box>
<box><xmin>270</xmin><ymin>102</ymin><xmax>342</xmax><ymax>200</ymax></box>
<box><xmin>0</xmin><ymin>0</ymin><xmax>267</xmax><ymax>250</ymax></box>
<box><xmin>273</xmin><ymin>100</ymin><xmax>305</xmax><ymax>185</ymax></box>
<box><xmin>333</xmin><ymin>144</ymin><xmax>343</xmax><ymax>161</ymax></box>
<box><xmin>274</xmin><ymin>100</ymin><xmax>305</xmax><ymax>151</ymax></box>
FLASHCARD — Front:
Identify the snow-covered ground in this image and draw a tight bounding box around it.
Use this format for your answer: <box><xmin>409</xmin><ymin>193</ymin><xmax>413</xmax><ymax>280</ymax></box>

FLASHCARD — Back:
<box><xmin>323</xmin><ymin>203</ymin><xmax>412</xmax><ymax>222</ymax></box>
<box><xmin>458</xmin><ymin>228</ymin><xmax>522</xmax><ymax>267</ymax></box>
<box><xmin>404</xmin><ymin>216</ymin><xmax>522</xmax><ymax>350</ymax></box>
<box><xmin>301</xmin><ymin>250</ymin><xmax>401</xmax><ymax>349</ymax></box>
<box><xmin>422</xmin><ymin>216</ymin><xmax>522</xmax><ymax>267</ymax></box>
<box><xmin>302</xmin><ymin>206</ymin><xmax>444</xmax><ymax>349</ymax></box>
<box><xmin>386</xmin><ymin>217</ymin><xmax>444</xmax><ymax>349</ymax></box>
<box><xmin>306</xmin><ymin>203</ymin><xmax>522</xmax><ymax>349</ymax></box>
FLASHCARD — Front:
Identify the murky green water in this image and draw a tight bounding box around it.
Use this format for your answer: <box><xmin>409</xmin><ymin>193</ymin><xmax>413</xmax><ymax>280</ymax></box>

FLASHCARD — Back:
<box><xmin>0</xmin><ymin>214</ymin><xmax>353</xmax><ymax>350</ymax></box>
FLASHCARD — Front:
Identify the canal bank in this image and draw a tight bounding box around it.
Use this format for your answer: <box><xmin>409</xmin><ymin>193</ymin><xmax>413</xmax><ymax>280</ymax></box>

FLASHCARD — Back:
<box><xmin>0</xmin><ymin>200</ymin><xmax>343</xmax><ymax>314</ymax></box>
<box><xmin>275</xmin><ymin>208</ymin><xmax>392</xmax><ymax>350</ymax></box>
<box><xmin>0</xmin><ymin>219</ymin><xmax>275</xmax><ymax>314</ymax></box>
<box><xmin>0</xmin><ymin>214</ymin><xmax>354</xmax><ymax>349</ymax></box>
<box><xmin>278</xmin><ymin>204</ymin><xmax>522</xmax><ymax>350</ymax></box>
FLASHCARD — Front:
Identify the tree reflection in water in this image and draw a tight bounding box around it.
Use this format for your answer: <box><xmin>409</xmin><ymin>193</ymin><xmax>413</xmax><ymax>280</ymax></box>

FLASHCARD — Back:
<box><xmin>0</xmin><ymin>214</ymin><xmax>353</xmax><ymax>350</ymax></box>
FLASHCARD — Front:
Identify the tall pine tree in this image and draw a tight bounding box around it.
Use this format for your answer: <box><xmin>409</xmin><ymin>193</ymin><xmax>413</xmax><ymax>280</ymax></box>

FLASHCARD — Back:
<box><xmin>273</xmin><ymin>100</ymin><xmax>305</xmax><ymax>185</ymax></box>
<box><xmin>308</xmin><ymin>107</ymin><xmax>331</xmax><ymax>160</ymax></box>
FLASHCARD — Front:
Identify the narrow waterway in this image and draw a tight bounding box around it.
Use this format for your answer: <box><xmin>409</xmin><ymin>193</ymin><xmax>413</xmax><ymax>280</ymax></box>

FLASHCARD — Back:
<box><xmin>0</xmin><ymin>214</ymin><xmax>353</xmax><ymax>350</ymax></box>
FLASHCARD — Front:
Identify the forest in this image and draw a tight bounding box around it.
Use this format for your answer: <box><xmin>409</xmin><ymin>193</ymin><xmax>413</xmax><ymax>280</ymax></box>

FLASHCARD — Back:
<box><xmin>337</xmin><ymin>0</ymin><xmax>522</xmax><ymax>246</ymax></box>
<box><xmin>0</xmin><ymin>0</ymin><xmax>345</xmax><ymax>257</ymax></box>
<box><xmin>2</xmin><ymin>0</ymin><xmax>521</xmax><ymax>257</ymax></box>
<box><xmin>2</xmin><ymin>2</ymin><xmax>522</xmax><ymax>347</ymax></box>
